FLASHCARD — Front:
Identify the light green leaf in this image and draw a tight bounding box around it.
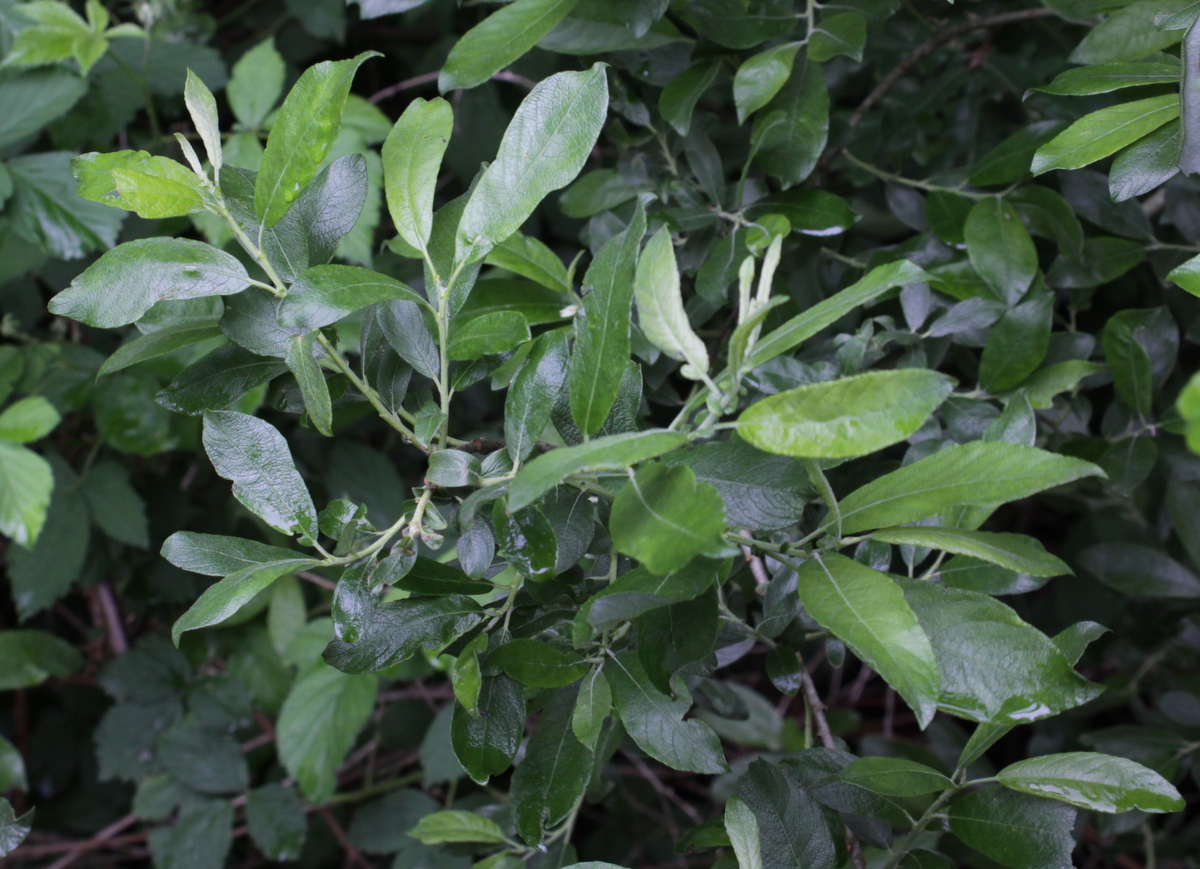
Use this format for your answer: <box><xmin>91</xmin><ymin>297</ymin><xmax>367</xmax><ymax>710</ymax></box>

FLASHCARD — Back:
<box><xmin>0</xmin><ymin>68</ymin><xmax>85</xmax><ymax>149</ymax></box>
<box><xmin>447</xmin><ymin>311</ymin><xmax>531</xmax><ymax>360</ymax></box>
<box><xmin>899</xmin><ymin>578</ymin><xmax>1104</xmax><ymax>724</ymax></box>
<box><xmin>1167</xmin><ymin>250</ymin><xmax>1200</xmax><ymax>298</ymax></box>
<box><xmin>72</xmin><ymin>150</ymin><xmax>200</xmax><ymax>212</ymax></box>
<box><xmin>869</xmin><ymin>527</ymin><xmax>1071</xmax><ymax>577</ymax></box>
<box><xmin>572</xmin><ymin>667</ymin><xmax>610</xmax><ymax>751</ymax></box>
<box><xmin>409</xmin><ymin>810</ymin><xmax>509</xmax><ymax>845</ymax></box>
<box><xmin>1031</xmin><ymin>60</ymin><xmax>1181</xmax><ymax>97</ymax></box>
<box><xmin>508</xmin><ymin>430</ymin><xmax>687</xmax><ymax>512</ymax></box>
<box><xmin>1031</xmin><ymin>94</ymin><xmax>1179</xmax><ymax>175</ymax></box>
<box><xmin>48</xmin><ymin>238</ymin><xmax>249</xmax><ymax>329</ymax></box>
<box><xmin>610</xmin><ymin>463</ymin><xmax>727</xmax><ymax>576</ymax></box>
<box><xmin>807</xmin><ymin>12</ymin><xmax>866</xmax><ymax>63</ymax></box>
<box><xmin>997</xmin><ymin>752</ymin><xmax>1184</xmax><ymax>813</ymax></box>
<box><xmin>0</xmin><ymin>629</ymin><xmax>84</xmax><ymax>690</ymax></box>
<box><xmin>724</xmin><ymin>796</ymin><xmax>763</xmax><ymax>869</ymax></box>
<box><xmin>456</xmin><ymin>64</ymin><xmax>608</xmax><ymax>263</ymax></box>
<box><xmin>439</xmin><ymin>0</ymin><xmax>582</xmax><ymax>91</ymax></box>
<box><xmin>570</xmin><ymin>201</ymin><xmax>646</xmax><ymax>435</ymax></box>
<box><xmin>227</xmin><ymin>39</ymin><xmax>285</xmax><ymax>128</ymax></box>
<box><xmin>172</xmin><ymin>557</ymin><xmax>320</xmax><ymax>645</ymax></box>
<box><xmin>839</xmin><ymin>757</ymin><xmax>952</xmax><ymax>796</ymax></box>
<box><xmin>738</xmin><ymin>369</ymin><xmax>953</xmax><ymax>459</ymax></box>
<box><xmin>0</xmin><ymin>442</ymin><xmax>53</xmax><ymax>548</ymax></box>
<box><xmin>750</xmin><ymin>56</ymin><xmax>828</xmax><ymax>188</ymax></box>
<box><xmin>201</xmin><ymin>411</ymin><xmax>319</xmax><ymax>541</ymax></box>
<box><xmin>184</xmin><ymin>69</ymin><xmax>222</xmax><ymax>175</ymax></box>
<box><xmin>485</xmin><ymin>231</ymin><xmax>571</xmax><ymax>294</ymax></box>
<box><xmin>831</xmin><ymin>442</ymin><xmax>1105</xmax><ymax>534</ymax></box>
<box><xmin>256</xmin><ymin>51</ymin><xmax>379</xmax><ymax>226</ymax></box>
<box><xmin>1070</xmin><ymin>0</ymin><xmax>1189</xmax><ymax>63</ymax></box>
<box><xmin>734</xmin><ymin>42</ymin><xmax>800</xmax><ymax>124</ymax></box>
<box><xmin>634</xmin><ymin>226</ymin><xmax>709</xmax><ymax>378</ymax></box>
<box><xmin>277</xmin><ymin>663</ymin><xmax>378</xmax><ymax>804</ymax></box>
<box><xmin>0</xmin><ymin>396</ymin><xmax>60</xmax><ymax>444</ymax></box>
<box><xmin>796</xmin><ymin>554</ymin><xmax>940</xmax><ymax>728</ymax></box>
<box><xmin>383</xmin><ymin>96</ymin><xmax>453</xmax><ymax>255</ymax></box>
<box><xmin>1019</xmin><ymin>360</ymin><xmax>1106</xmax><ymax>409</ymax></box>
<box><xmin>606</xmin><ymin>651</ymin><xmax>728</xmax><ymax>774</ymax></box>
<box><xmin>660</xmin><ymin>60</ymin><xmax>721</xmax><ymax>136</ymax></box>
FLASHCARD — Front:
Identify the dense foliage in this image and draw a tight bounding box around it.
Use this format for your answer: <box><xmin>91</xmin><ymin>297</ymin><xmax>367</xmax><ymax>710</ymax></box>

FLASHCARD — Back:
<box><xmin>3</xmin><ymin>0</ymin><xmax>1200</xmax><ymax>867</ymax></box>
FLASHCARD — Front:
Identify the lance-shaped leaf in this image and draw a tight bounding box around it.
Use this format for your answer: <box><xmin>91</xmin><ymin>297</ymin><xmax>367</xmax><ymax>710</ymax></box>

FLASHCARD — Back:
<box><xmin>734</xmin><ymin>42</ymin><xmax>801</xmax><ymax>124</ymax></box>
<box><xmin>184</xmin><ymin>69</ymin><xmax>222</xmax><ymax>176</ymax></box>
<box><xmin>964</xmin><ymin>197</ymin><xmax>1038</xmax><ymax>306</ymax></box>
<box><xmin>158</xmin><ymin>345</ymin><xmax>287</xmax><ymax>415</ymax></box>
<box><xmin>201</xmin><ymin>411</ymin><xmax>318</xmax><ymax>541</ymax></box>
<box><xmin>99</xmin><ymin>322</ymin><xmax>224</xmax><ymax>377</ymax></box>
<box><xmin>48</xmin><ymin>238</ymin><xmax>250</xmax><ymax>329</ymax></box>
<box><xmin>839</xmin><ymin>757</ymin><xmax>952</xmax><ymax>797</ymax></box>
<box><xmin>279</xmin><ymin>265</ymin><xmax>426</xmax><ymax>331</ymax></box>
<box><xmin>508</xmin><ymin>429</ymin><xmax>688</xmax><ymax>511</ymax></box>
<box><xmin>1031</xmin><ymin>94</ymin><xmax>1179</xmax><ymax>175</ymax></box>
<box><xmin>285</xmin><ymin>334</ymin><xmax>332</xmax><ymax>437</ymax></box>
<box><xmin>606</xmin><ymin>652</ymin><xmax>728</xmax><ymax>774</ymax></box>
<box><xmin>724</xmin><ymin>796</ymin><xmax>763</xmax><ymax>869</ymax></box>
<box><xmin>796</xmin><ymin>554</ymin><xmax>940</xmax><ymax>728</ymax></box>
<box><xmin>0</xmin><ymin>442</ymin><xmax>53</xmax><ymax>547</ymax></box>
<box><xmin>485</xmin><ymin>232</ymin><xmax>572</xmax><ymax>293</ymax></box>
<box><xmin>439</xmin><ymin>0</ymin><xmax>582</xmax><ymax>91</ymax></box>
<box><xmin>634</xmin><ymin>226</ymin><xmax>709</xmax><ymax>379</ymax></box>
<box><xmin>898</xmin><ymin>578</ymin><xmax>1104</xmax><ymax>724</ymax></box>
<box><xmin>572</xmin><ymin>667</ymin><xmax>610</xmax><ymax>750</ymax></box>
<box><xmin>277</xmin><ymin>664</ymin><xmax>378</xmax><ymax>804</ymax></box>
<box><xmin>506</xmin><ymin>329</ymin><xmax>569</xmax><ymax>461</ymax></box>
<box><xmin>996</xmin><ymin>752</ymin><xmax>1184</xmax><ymax>813</ymax></box>
<box><xmin>161</xmin><ymin>531</ymin><xmax>305</xmax><ymax>577</ymax></box>
<box><xmin>410</xmin><ymin>811</ymin><xmax>510</xmax><ymax>845</ymax></box>
<box><xmin>580</xmin><ymin>558</ymin><xmax>719</xmax><ymax>631</ymax></box>
<box><xmin>868</xmin><ymin>527</ymin><xmax>1071</xmax><ymax>577</ymax></box>
<box><xmin>383</xmin><ymin>96</ymin><xmax>453</xmax><ymax>255</ymax></box>
<box><xmin>172</xmin><ymin>557</ymin><xmax>319</xmax><ymax>645</ymax></box>
<box><xmin>738</xmin><ymin>369</ymin><xmax>953</xmax><ymax>459</ymax></box>
<box><xmin>511</xmin><ymin>686</ymin><xmax>593</xmax><ymax>844</ymax></box>
<box><xmin>448</xmin><ymin>311</ymin><xmax>530</xmax><ymax>360</ymax></box>
<box><xmin>456</xmin><ymin>64</ymin><xmax>608</xmax><ymax>263</ymax></box>
<box><xmin>830</xmin><ymin>442</ymin><xmax>1105</xmax><ymax>534</ymax></box>
<box><xmin>1031</xmin><ymin>60</ymin><xmax>1181</xmax><ymax>98</ymax></box>
<box><xmin>255</xmin><ymin>51</ymin><xmax>379</xmax><ymax>226</ymax></box>
<box><xmin>570</xmin><ymin>201</ymin><xmax>646</xmax><ymax>435</ymax></box>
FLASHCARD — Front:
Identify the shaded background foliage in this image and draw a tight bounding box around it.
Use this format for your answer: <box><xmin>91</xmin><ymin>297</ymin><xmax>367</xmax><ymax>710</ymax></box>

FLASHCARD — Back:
<box><xmin>1</xmin><ymin>1</ymin><xmax>1199</xmax><ymax>868</ymax></box>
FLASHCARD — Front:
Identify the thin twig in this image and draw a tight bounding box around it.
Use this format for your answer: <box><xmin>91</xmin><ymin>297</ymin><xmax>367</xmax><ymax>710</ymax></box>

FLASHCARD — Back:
<box><xmin>16</xmin><ymin>814</ymin><xmax>139</xmax><ymax>864</ymax></box>
<box><xmin>297</xmin><ymin>570</ymin><xmax>337</xmax><ymax>590</ymax></box>
<box><xmin>800</xmin><ymin>671</ymin><xmax>836</xmax><ymax>751</ymax></box>
<box><xmin>739</xmin><ymin>529</ymin><xmax>771</xmax><ymax>593</ymax></box>
<box><xmin>96</xmin><ymin>582</ymin><xmax>128</xmax><ymax>654</ymax></box>
<box><xmin>317</xmin><ymin>807</ymin><xmax>374</xmax><ymax>869</ymax></box>
<box><xmin>369</xmin><ymin>68</ymin><xmax>538</xmax><ymax>103</ymax></box>
<box><xmin>622</xmin><ymin>750</ymin><xmax>704</xmax><ymax>826</ymax></box>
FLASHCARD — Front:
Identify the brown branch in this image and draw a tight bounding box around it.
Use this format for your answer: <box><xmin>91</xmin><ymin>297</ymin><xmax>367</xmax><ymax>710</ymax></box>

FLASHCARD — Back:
<box><xmin>317</xmin><ymin>808</ymin><xmax>374</xmax><ymax>869</ymax></box>
<box><xmin>369</xmin><ymin>68</ymin><xmax>538</xmax><ymax>104</ymax></box>
<box><xmin>297</xmin><ymin>570</ymin><xmax>337</xmax><ymax>590</ymax></box>
<box><xmin>96</xmin><ymin>582</ymin><xmax>128</xmax><ymax>654</ymax></box>
<box><xmin>739</xmin><ymin>530</ymin><xmax>771</xmax><ymax>593</ymax></box>
<box><xmin>14</xmin><ymin>813</ymin><xmax>140</xmax><ymax>863</ymax></box>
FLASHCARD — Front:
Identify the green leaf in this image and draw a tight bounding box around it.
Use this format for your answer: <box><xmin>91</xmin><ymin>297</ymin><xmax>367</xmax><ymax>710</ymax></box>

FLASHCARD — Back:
<box><xmin>511</xmin><ymin>686</ymin><xmax>593</xmax><ymax>844</ymax></box>
<box><xmin>948</xmin><ymin>787</ymin><xmax>1075</xmax><ymax>869</ymax></box>
<box><xmin>0</xmin><ymin>396</ymin><xmax>59</xmax><ymax>443</ymax></box>
<box><xmin>277</xmin><ymin>663</ymin><xmax>378</xmax><ymax>804</ymax></box>
<box><xmin>0</xmin><ymin>735</ymin><xmax>26</xmax><ymax>793</ymax></box>
<box><xmin>508</xmin><ymin>429</ymin><xmax>688</xmax><ymax>511</ymax></box>
<box><xmin>559</xmin><ymin>168</ymin><xmax>644</xmax><ymax>218</ymax></box>
<box><xmin>964</xmin><ymin>198</ymin><xmax>1038</xmax><ymax>306</ymax></box>
<box><xmin>735</xmin><ymin>758</ymin><xmax>834</xmax><ymax>869</ymax></box>
<box><xmin>1181</xmin><ymin>20</ymin><xmax>1200</xmax><ymax>175</ymax></box>
<box><xmin>494</xmin><ymin>500</ymin><xmax>558</xmax><ymax>578</ymax></box>
<box><xmin>279</xmin><ymin>265</ymin><xmax>425</xmax><ymax>331</ymax></box>
<box><xmin>996</xmin><ymin>752</ymin><xmax>1184</xmax><ymax>813</ymax></box>
<box><xmin>733</xmin><ymin>42</ymin><xmax>800</xmax><ymax>124</ymax></box>
<box><xmin>748</xmin><ymin>259</ymin><xmax>929</xmax><ymax>370</ymax></box>
<box><xmin>606</xmin><ymin>651</ymin><xmax>728</xmax><ymax>774</ymax></box>
<box><xmin>610</xmin><ymin>463</ymin><xmax>727</xmax><ymax>575</ymax></box>
<box><xmin>969</xmin><ymin>121</ymin><xmax>1066</xmax><ymax>187</ymax></box>
<box><xmin>147</xmin><ymin>799</ymin><xmax>234</xmax><ymax>869</ymax></box>
<box><xmin>738</xmin><ymin>369</ymin><xmax>954</xmax><ymax>459</ymax></box>
<box><xmin>978</xmin><ymin>291</ymin><xmax>1053</xmax><ymax>391</ymax></box>
<box><xmin>0</xmin><ymin>629</ymin><xmax>84</xmax><ymax>689</ymax></box>
<box><xmin>324</xmin><ymin>596</ymin><xmax>484</xmax><ymax>673</ymax></box>
<box><xmin>868</xmin><ymin>528</ymin><xmax>1071</xmax><ymax>577</ymax></box>
<box><xmin>831</xmin><ymin>441</ymin><xmax>1105</xmax><ymax>534</ymax></box>
<box><xmin>1019</xmin><ymin>359</ymin><xmax>1106</xmax><ymax>409</ymax></box>
<box><xmin>1166</xmin><ymin>251</ymin><xmax>1200</xmax><ymax>299</ymax></box>
<box><xmin>158</xmin><ymin>345</ymin><xmax>287</xmax><ymax>415</ymax></box>
<box><xmin>451</xmin><ymin>674</ymin><xmax>525</xmax><ymax>783</ymax></box>
<box><xmin>1070</xmin><ymin>0</ymin><xmax>1189</xmax><ymax>63</ymax></box>
<box><xmin>48</xmin><ymin>238</ymin><xmax>249</xmax><ymax>329</ymax></box>
<box><xmin>378</xmin><ymin>298</ymin><xmax>439</xmax><ymax>379</ymax></box>
<box><xmin>383</xmin><ymin>96</ymin><xmax>453</xmax><ymax>255</ymax></box>
<box><xmin>0</xmin><ymin>68</ymin><xmax>85</xmax><ymax>149</ymax></box>
<box><xmin>285</xmin><ymin>333</ymin><xmax>332</xmax><ymax>436</ymax></box>
<box><xmin>839</xmin><ymin>757</ymin><xmax>953</xmax><ymax>796</ymax></box>
<box><xmin>409</xmin><ymin>810</ymin><xmax>509</xmax><ymax>845</ymax></box>
<box><xmin>1103</xmin><ymin>309</ymin><xmax>1156</xmax><ymax>415</ymax></box>
<box><xmin>157</xmin><ymin>723</ymin><xmax>249</xmax><ymax>794</ymax></box>
<box><xmin>456</xmin><ymin>64</ymin><xmax>608</xmax><ymax>263</ymax></box>
<box><xmin>796</xmin><ymin>554</ymin><xmax>940</xmax><ymax>728</ymax></box>
<box><xmin>724</xmin><ymin>796</ymin><xmax>763</xmax><ymax>869</ymax></box>
<box><xmin>256</xmin><ymin>51</ymin><xmax>379</xmax><ymax>227</ymax></box>
<box><xmin>227</xmin><ymin>39</ymin><xmax>285</xmax><ymax>128</ymax></box>
<box><xmin>172</xmin><ymin>557</ymin><xmax>320</xmax><ymax>644</ymax></box>
<box><xmin>750</xmin><ymin>56</ymin><xmax>828</xmax><ymax>188</ymax></box>
<box><xmin>572</xmin><ymin>667</ymin><xmax>611</xmax><ymax>751</ymax></box>
<box><xmin>898</xmin><ymin>578</ymin><xmax>1104</xmax><ymax>724</ymax></box>
<box><xmin>448</xmin><ymin>311</ymin><xmax>530</xmax><ymax>360</ymax></box>
<box><xmin>1032</xmin><ymin>60</ymin><xmax>1180</xmax><ymax>97</ymax></box>
<box><xmin>202</xmin><ymin>411</ymin><xmax>319</xmax><ymax>541</ymax></box>
<box><xmin>439</xmin><ymin>0</ymin><xmax>582</xmax><ymax>91</ymax></box>
<box><xmin>489</xmin><ymin>639</ymin><xmax>588</xmax><ymax>687</ymax></box>
<box><xmin>485</xmin><ymin>231</ymin><xmax>571</xmax><ymax>294</ymax></box>
<box><xmin>581</xmin><ymin>558</ymin><xmax>719</xmax><ymax>631</ymax></box>
<box><xmin>7</xmin><ymin>457</ymin><xmax>88</xmax><ymax>617</ymax></box>
<box><xmin>80</xmin><ymin>461</ymin><xmax>149</xmax><ymax>548</ymax></box>
<box><xmin>659</xmin><ymin>60</ymin><xmax>721</xmax><ymax>136</ymax></box>
<box><xmin>245</xmin><ymin>784</ymin><xmax>307</xmax><ymax>861</ymax></box>
<box><xmin>1077</xmin><ymin>543</ymin><xmax>1200</xmax><ymax>597</ymax></box>
<box><xmin>570</xmin><ymin>201</ymin><xmax>646</xmax><ymax>435</ymax></box>
<box><xmin>807</xmin><ymin>12</ymin><xmax>866</xmax><ymax>63</ymax></box>
<box><xmin>1031</xmin><ymin>94</ymin><xmax>1179</xmax><ymax>175</ymax></box>
<box><xmin>9</xmin><ymin>151</ymin><xmax>125</xmax><ymax>259</ymax></box>
<box><xmin>506</xmin><ymin>329</ymin><xmax>569</xmax><ymax>461</ymax></box>
<box><xmin>98</xmin><ymin>323</ymin><xmax>224</xmax><ymax>377</ymax></box>
<box><xmin>184</xmin><ymin>69</ymin><xmax>222</xmax><ymax>176</ymax></box>
<box><xmin>634</xmin><ymin>226</ymin><xmax>709</xmax><ymax>378</ymax></box>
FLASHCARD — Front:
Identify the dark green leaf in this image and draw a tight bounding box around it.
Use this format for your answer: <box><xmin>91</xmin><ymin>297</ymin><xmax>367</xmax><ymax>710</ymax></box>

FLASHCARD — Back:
<box><xmin>451</xmin><ymin>674</ymin><xmax>525</xmax><ymax>783</ymax></box>
<box><xmin>948</xmin><ymin>787</ymin><xmax>1075</xmax><ymax>869</ymax></box>
<box><xmin>511</xmin><ymin>686</ymin><xmax>593</xmax><ymax>844</ymax></box>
